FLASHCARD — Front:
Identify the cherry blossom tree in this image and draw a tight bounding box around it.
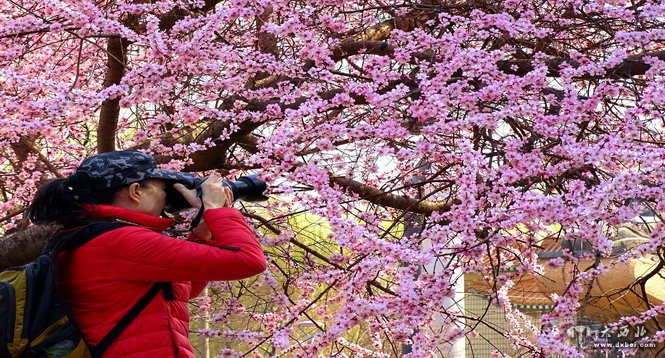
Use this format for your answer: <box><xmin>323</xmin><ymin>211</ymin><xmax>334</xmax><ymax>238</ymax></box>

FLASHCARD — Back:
<box><xmin>1</xmin><ymin>0</ymin><xmax>665</xmax><ymax>356</ymax></box>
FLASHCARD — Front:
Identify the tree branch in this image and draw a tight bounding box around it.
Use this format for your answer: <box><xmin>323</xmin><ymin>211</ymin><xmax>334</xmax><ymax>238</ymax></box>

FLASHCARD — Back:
<box><xmin>329</xmin><ymin>176</ymin><xmax>456</xmax><ymax>215</ymax></box>
<box><xmin>331</xmin><ymin>41</ymin><xmax>664</xmax><ymax>80</ymax></box>
<box><xmin>330</xmin><ymin>40</ymin><xmax>436</xmax><ymax>63</ymax></box>
<box><xmin>158</xmin><ymin>0</ymin><xmax>222</xmax><ymax>31</ymax></box>
<box><xmin>349</xmin><ymin>12</ymin><xmax>434</xmax><ymax>42</ymax></box>
<box><xmin>499</xmin><ymin>50</ymin><xmax>665</xmax><ymax>79</ymax></box>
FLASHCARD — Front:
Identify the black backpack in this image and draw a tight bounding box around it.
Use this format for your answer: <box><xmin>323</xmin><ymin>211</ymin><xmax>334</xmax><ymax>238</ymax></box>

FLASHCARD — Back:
<box><xmin>0</xmin><ymin>220</ymin><xmax>172</xmax><ymax>358</ymax></box>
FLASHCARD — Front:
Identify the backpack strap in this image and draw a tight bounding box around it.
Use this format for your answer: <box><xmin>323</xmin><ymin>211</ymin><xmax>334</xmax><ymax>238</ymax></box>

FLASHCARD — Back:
<box><xmin>48</xmin><ymin>219</ymin><xmax>129</xmax><ymax>255</ymax></box>
<box><xmin>88</xmin><ymin>282</ymin><xmax>172</xmax><ymax>358</ymax></box>
<box><xmin>51</xmin><ymin>218</ymin><xmax>175</xmax><ymax>357</ymax></box>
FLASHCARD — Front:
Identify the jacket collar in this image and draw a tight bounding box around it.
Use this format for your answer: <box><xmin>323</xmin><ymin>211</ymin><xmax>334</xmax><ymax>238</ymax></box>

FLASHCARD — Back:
<box><xmin>81</xmin><ymin>204</ymin><xmax>174</xmax><ymax>231</ymax></box>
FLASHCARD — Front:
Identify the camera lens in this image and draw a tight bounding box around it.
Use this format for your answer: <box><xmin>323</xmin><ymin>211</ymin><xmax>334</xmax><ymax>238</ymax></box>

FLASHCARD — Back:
<box><xmin>164</xmin><ymin>174</ymin><xmax>268</xmax><ymax>212</ymax></box>
<box><xmin>222</xmin><ymin>174</ymin><xmax>269</xmax><ymax>202</ymax></box>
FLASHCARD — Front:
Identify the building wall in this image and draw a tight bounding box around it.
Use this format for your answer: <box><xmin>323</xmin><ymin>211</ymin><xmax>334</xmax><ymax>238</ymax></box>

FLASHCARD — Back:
<box><xmin>464</xmin><ymin>293</ymin><xmax>543</xmax><ymax>357</ymax></box>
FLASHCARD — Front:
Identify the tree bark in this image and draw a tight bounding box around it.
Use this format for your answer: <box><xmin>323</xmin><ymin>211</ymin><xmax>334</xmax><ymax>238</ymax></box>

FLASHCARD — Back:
<box><xmin>97</xmin><ymin>36</ymin><xmax>129</xmax><ymax>153</ymax></box>
<box><xmin>0</xmin><ymin>224</ymin><xmax>61</xmax><ymax>270</ymax></box>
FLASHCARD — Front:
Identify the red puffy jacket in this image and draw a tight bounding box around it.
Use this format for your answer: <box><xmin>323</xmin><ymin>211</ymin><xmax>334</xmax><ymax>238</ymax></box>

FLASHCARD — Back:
<box><xmin>56</xmin><ymin>204</ymin><xmax>266</xmax><ymax>357</ymax></box>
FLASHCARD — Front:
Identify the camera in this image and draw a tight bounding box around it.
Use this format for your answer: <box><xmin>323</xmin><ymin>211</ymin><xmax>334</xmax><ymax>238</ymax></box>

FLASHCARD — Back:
<box><xmin>165</xmin><ymin>174</ymin><xmax>268</xmax><ymax>212</ymax></box>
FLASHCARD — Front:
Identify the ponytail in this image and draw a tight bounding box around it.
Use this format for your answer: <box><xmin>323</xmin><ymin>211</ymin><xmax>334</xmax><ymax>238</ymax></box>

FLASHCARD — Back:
<box><xmin>29</xmin><ymin>174</ymin><xmax>130</xmax><ymax>224</ymax></box>
<box><xmin>28</xmin><ymin>178</ymin><xmax>83</xmax><ymax>224</ymax></box>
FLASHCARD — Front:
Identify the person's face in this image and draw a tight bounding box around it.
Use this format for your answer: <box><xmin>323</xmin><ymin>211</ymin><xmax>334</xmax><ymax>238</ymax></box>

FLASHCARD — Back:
<box><xmin>135</xmin><ymin>179</ymin><xmax>167</xmax><ymax>217</ymax></box>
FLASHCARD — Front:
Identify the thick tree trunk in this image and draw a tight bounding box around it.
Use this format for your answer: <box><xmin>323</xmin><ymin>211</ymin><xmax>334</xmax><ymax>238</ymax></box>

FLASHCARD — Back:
<box><xmin>0</xmin><ymin>224</ymin><xmax>61</xmax><ymax>270</ymax></box>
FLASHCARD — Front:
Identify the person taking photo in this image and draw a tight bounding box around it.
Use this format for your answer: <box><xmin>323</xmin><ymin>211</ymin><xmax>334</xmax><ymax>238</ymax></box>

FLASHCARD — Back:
<box><xmin>28</xmin><ymin>150</ymin><xmax>266</xmax><ymax>357</ymax></box>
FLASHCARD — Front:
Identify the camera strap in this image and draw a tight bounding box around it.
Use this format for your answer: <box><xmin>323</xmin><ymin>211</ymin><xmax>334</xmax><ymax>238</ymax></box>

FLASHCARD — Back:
<box><xmin>190</xmin><ymin>202</ymin><xmax>205</xmax><ymax>230</ymax></box>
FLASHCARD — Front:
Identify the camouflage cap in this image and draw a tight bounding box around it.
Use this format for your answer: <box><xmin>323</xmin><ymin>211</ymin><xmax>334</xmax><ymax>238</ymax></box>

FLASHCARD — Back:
<box><xmin>75</xmin><ymin>150</ymin><xmax>198</xmax><ymax>190</ymax></box>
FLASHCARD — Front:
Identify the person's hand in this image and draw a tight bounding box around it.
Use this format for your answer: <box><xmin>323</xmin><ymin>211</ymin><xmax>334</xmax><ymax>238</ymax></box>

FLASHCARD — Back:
<box><xmin>173</xmin><ymin>173</ymin><xmax>233</xmax><ymax>211</ymax></box>
<box><xmin>173</xmin><ymin>183</ymin><xmax>202</xmax><ymax>209</ymax></box>
<box><xmin>199</xmin><ymin>173</ymin><xmax>233</xmax><ymax>209</ymax></box>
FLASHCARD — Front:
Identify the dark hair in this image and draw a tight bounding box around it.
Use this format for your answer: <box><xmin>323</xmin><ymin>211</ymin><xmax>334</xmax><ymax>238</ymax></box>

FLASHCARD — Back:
<box><xmin>28</xmin><ymin>174</ymin><xmax>146</xmax><ymax>224</ymax></box>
